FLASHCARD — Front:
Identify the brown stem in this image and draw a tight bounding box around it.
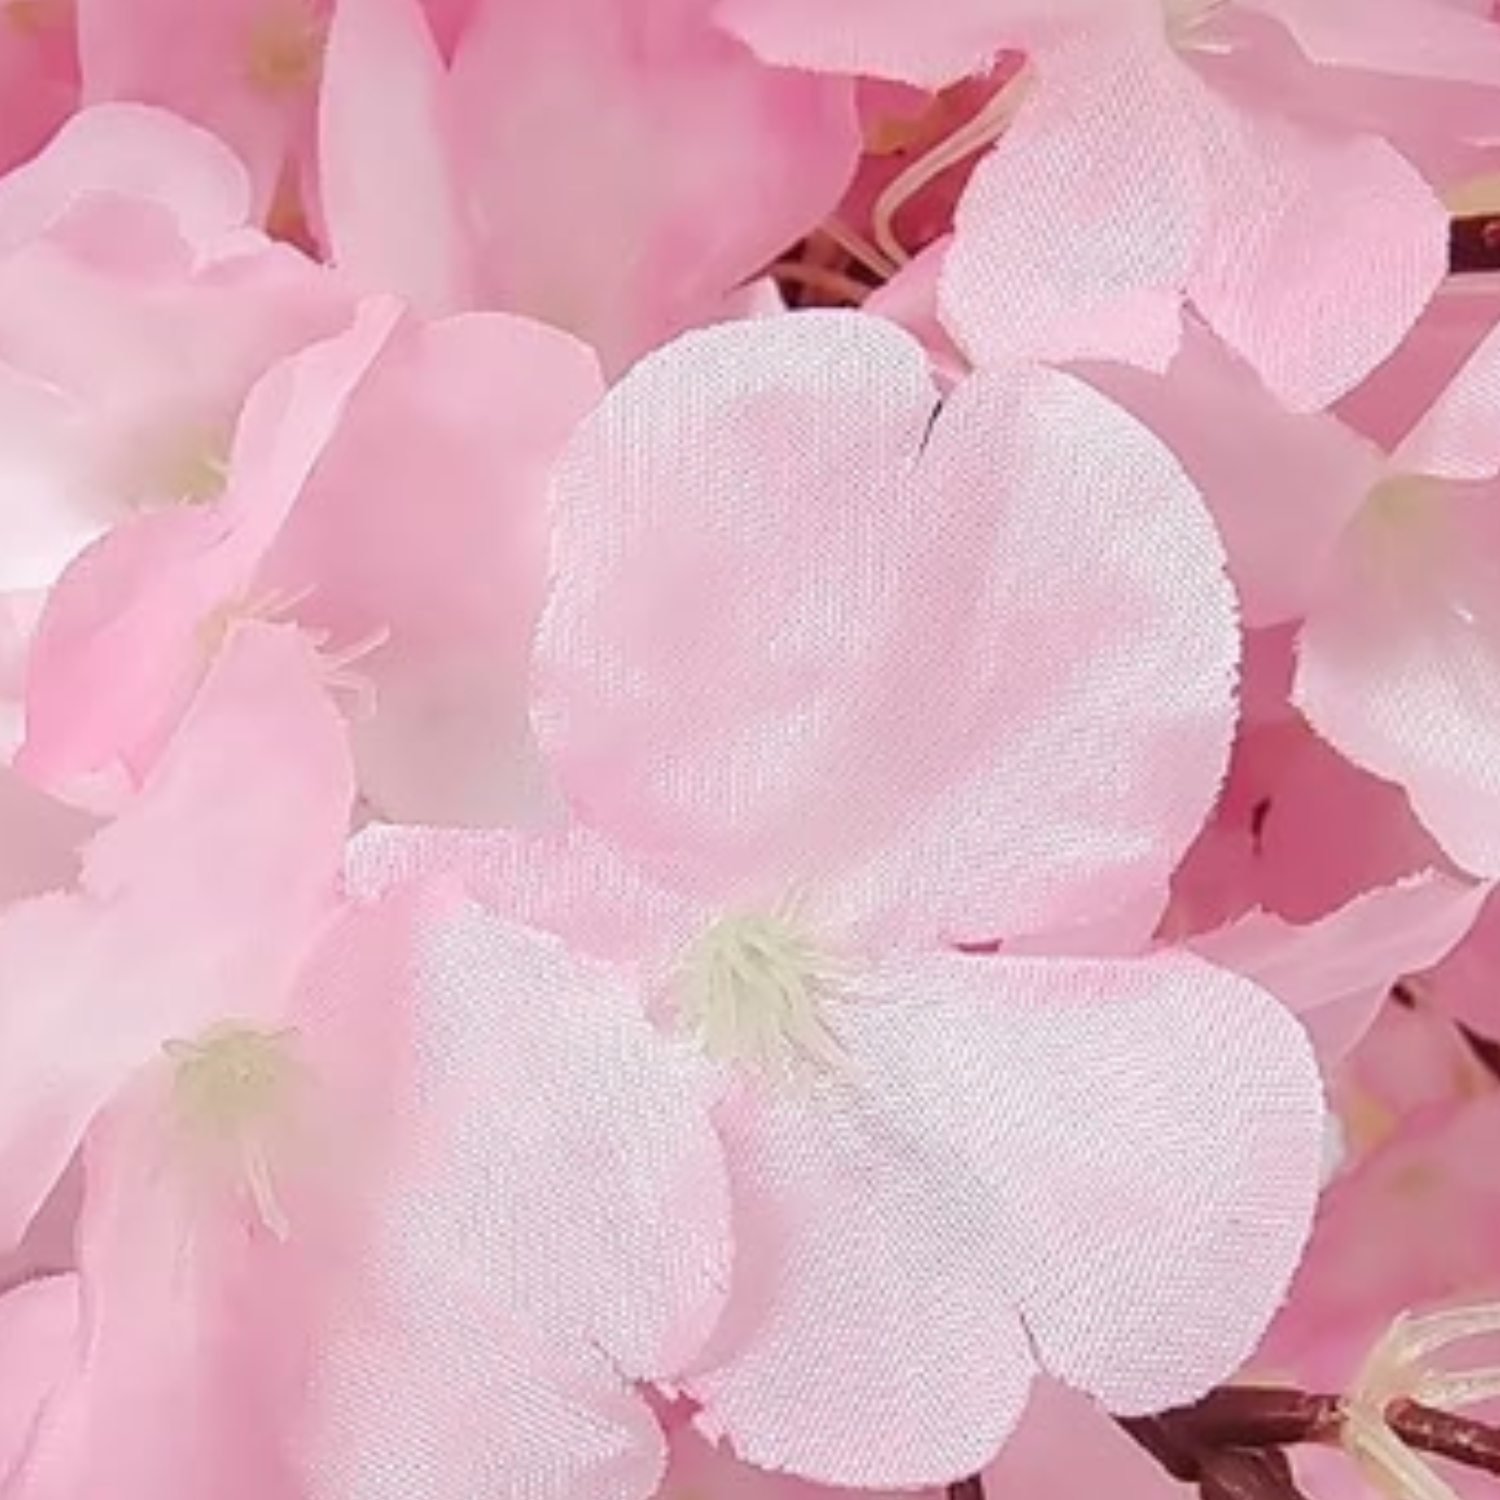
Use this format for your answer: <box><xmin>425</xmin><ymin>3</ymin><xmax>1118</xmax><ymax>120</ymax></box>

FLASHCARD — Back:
<box><xmin>1451</xmin><ymin>214</ymin><xmax>1500</xmax><ymax>275</ymax></box>
<box><xmin>1198</xmin><ymin>1448</ymin><xmax>1312</xmax><ymax>1500</ymax></box>
<box><xmin>1388</xmin><ymin>1398</ymin><xmax>1500</xmax><ymax>1479</ymax></box>
<box><xmin>946</xmin><ymin>1479</ymin><xmax>985</xmax><ymax>1499</ymax></box>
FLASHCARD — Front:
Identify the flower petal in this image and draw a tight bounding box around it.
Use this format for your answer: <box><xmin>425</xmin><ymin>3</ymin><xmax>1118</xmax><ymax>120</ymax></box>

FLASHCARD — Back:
<box><xmin>1190</xmin><ymin>111</ymin><xmax>1448</xmax><ymax>412</ymax></box>
<box><xmin>0</xmin><ymin>102</ymin><xmax>251</xmax><ymax>256</ymax></box>
<box><xmin>538</xmin><ymin>313</ymin><xmax>1237</xmax><ymax>946</ymax></box>
<box><xmin>1189</xmin><ymin>874</ymin><xmax>1490</xmax><ymax>1066</ymax></box>
<box><xmin>365</xmin><ymin>898</ymin><xmax>730</xmax><ymax>1377</ymax></box>
<box><xmin>1295</xmin><ymin>482</ymin><xmax>1500</xmax><ymax>878</ymax></box>
<box><xmin>0</xmin><ymin>623</ymin><xmax>352</xmax><ymax>1248</ymax></box>
<box><xmin>259</xmin><ymin>311</ymin><xmax>601</xmax><ymax>825</ymax></box>
<box><xmin>940</xmin><ymin>38</ymin><xmax>1206</xmax><ymax>374</ymax></box>
<box><xmin>689</xmin><ymin>951</ymin><xmax>1322</xmax><ymax>1484</ymax></box>
<box><xmin>319</xmin><ymin>0</ymin><xmax>471</xmax><ymax>315</ymax></box>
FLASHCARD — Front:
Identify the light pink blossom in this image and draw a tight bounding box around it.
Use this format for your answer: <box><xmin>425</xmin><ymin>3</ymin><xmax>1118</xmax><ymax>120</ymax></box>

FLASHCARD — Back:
<box><xmin>342</xmin><ymin>310</ymin><xmax>1325</xmax><ymax>1488</ymax></box>
<box><xmin>318</xmin><ymin>0</ymin><xmax>860</xmax><ymax>370</ymax></box>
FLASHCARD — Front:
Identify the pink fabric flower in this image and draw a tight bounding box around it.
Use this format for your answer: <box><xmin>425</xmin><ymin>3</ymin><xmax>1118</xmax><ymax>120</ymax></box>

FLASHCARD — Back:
<box><xmin>19</xmin><ymin>276</ymin><xmax>601</xmax><ymax>821</ymax></box>
<box><xmin>342</xmin><ymin>310</ymin><xmax>1325</xmax><ymax>1488</ymax></box>
<box><xmin>938</xmin><ymin>17</ymin><xmax>1447</xmax><ymax>410</ymax></box>
<box><xmin>318</xmin><ymin>0</ymin><xmax>861</xmax><ymax>370</ymax></box>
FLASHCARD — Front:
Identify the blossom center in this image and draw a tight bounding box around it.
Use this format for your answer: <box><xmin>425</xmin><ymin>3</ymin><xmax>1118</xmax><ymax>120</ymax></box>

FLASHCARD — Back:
<box><xmin>1163</xmin><ymin>0</ymin><xmax>1226</xmax><ymax>44</ymax></box>
<box><xmin>244</xmin><ymin>2</ymin><xmax>325</xmax><ymax>96</ymax></box>
<box><xmin>675</xmin><ymin>910</ymin><xmax>846</xmax><ymax>1076</ymax></box>
<box><xmin>164</xmin><ymin>1022</ymin><xmax>301</xmax><ymax>1239</ymax></box>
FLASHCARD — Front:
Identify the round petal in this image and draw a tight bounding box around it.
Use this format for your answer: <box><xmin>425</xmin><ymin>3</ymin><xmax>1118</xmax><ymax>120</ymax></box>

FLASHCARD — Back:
<box><xmin>688</xmin><ymin>951</ymin><xmax>1323</xmax><ymax>1485</ymax></box>
<box><xmin>538</xmin><ymin>312</ymin><xmax>1239</xmax><ymax>946</ymax></box>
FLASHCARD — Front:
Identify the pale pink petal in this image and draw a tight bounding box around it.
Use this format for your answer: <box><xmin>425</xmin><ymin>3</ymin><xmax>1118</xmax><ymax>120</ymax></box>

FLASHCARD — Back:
<box><xmin>689</xmin><ymin>952</ymin><xmax>1322</xmax><ymax>1485</ymax></box>
<box><xmin>1190</xmin><ymin>112</ymin><xmax>1448</xmax><ymax>412</ymax></box>
<box><xmin>0</xmin><ymin>623</ymin><xmax>352</xmax><ymax>1248</ymax></box>
<box><xmin>346</xmin><ymin>822</ymin><xmax>700</xmax><ymax>961</ymax></box>
<box><xmin>259</xmin><ymin>311</ymin><xmax>602</xmax><ymax>825</ymax></box>
<box><xmin>814</xmin><ymin>362</ymin><xmax>1240</xmax><ymax>947</ymax></box>
<box><xmin>448</xmin><ymin>0</ymin><xmax>859</xmax><ymax>370</ymax></box>
<box><xmin>714</xmin><ymin>0</ymin><xmax>1016</xmax><ymax>88</ymax></box>
<box><xmin>19</xmin><ymin>297</ymin><xmax>397</xmax><ymax>792</ymax></box>
<box><xmin>1413</xmin><ymin>884</ymin><xmax>1500</xmax><ymax>1036</ymax></box>
<box><xmin>1188</xmin><ymin>874</ymin><xmax>1489</xmax><ymax>1065</ymax></box>
<box><xmin>319</xmin><ymin>0</ymin><xmax>470</xmax><ymax>314</ymax></box>
<box><xmin>1084</xmin><ymin>328</ymin><xmax>1384</xmax><ymax>627</ymax></box>
<box><xmin>940</xmin><ymin>39</ymin><xmax>1207</xmax><ymax>374</ymax></box>
<box><xmin>1340</xmin><ymin>283</ymin><xmax>1500</xmax><ymax>453</ymax></box>
<box><xmin>539</xmin><ymin>313</ymin><xmax>1238</xmax><ymax>947</ymax></box>
<box><xmin>663</xmin><ymin>1412</ymin><xmax>942</xmax><ymax>1499</ymax></box>
<box><xmin>0</xmin><ymin>769</ymin><xmax>92</xmax><ymax>906</ymax></box>
<box><xmin>1240</xmin><ymin>0</ymin><xmax>1500</xmax><ymax>88</ymax></box>
<box><xmin>0</xmin><ymin>102</ymin><xmax>252</xmax><ymax>256</ymax></box>
<box><xmin>75</xmin><ymin>0</ymin><xmax>325</xmax><ymax>218</ymax></box>
<box><xmin>1394</xmin><ymin>322</ymin><xmax>1500</xmax><ymax>481</ymax></box>
<box><xmin>1259</xmin><ymin>1091</ymin><xmax>1500</xmax><ymax>1393</ymax></box>
<box><xmin>1294</xmin><ymin>481</ymin><xmax>1500</xmax><ymax>878</ymax></box>
<box><xmin>310</xmin><ymin>1301</ymin><xmax>666</xmax><ymax>1500</ymax></box>
<box><xmin>980</xmin><ymin>1380</ymin><xmax>1177</xmax><ymax>1499</ymax></box>
<box><xmin>0</xmin><ymin>1276</ymin><xmax>77</xmax><ymax>1486</ymax></box>
<box><xmin>366</xmin><ymin>899</ymin><xmax>729</xmax><ymax>1377</ymax></box>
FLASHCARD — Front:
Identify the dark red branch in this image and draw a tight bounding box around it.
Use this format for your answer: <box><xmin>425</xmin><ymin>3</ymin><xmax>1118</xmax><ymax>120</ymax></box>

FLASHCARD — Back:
<box><xmin>1389</xmin><ymin>1399</ymin><xmax>1500</xmax><ymax>1479</ymax></box>
<box><xmin>946</xmin><ymin>1479</ymin><xmax>985</xmax><ymax>1499</ymax></box>
<box><xmin>1451</xmin><ymin>214</ymin><xmax>1500</xmax><ymax>275</ymax></box>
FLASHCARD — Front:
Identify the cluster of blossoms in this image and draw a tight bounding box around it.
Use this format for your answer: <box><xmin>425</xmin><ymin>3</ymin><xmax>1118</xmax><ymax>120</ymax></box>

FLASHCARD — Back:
<box><xmin>4</xmin><ymin>1</ymin><xmax>1500</xmax><ymax>1497</ymax></box>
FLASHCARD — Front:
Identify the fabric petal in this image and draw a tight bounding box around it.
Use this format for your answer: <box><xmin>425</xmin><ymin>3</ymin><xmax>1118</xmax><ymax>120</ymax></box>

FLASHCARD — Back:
<box><xmin>319</xmin><ymin>0</ymin><xmax>471</xmax><ymax>314</ymax></box>
<box><xmin>0</xmin><ymin>102</ymin><xmax>251</xmax><ymax>256</ymax></box>
<box><xmin>1240</xmin><ymin>0</ymin><xmax>1500</xmax><ymax>89</ymax></box>
<box><xmin>940</xmin><ymin>38</ymin><xmax>1207</xmax><ymax>373</ymax></box>
<box><xmin>538</xmin><ymin>313</ymin><xmax>1238</xmax><ymax>946</ymax></box>
<box><xmin>714</xmin><ymin>0</ymin><xmax>1017</xmax><ymax>88</ymax></box>
<box><xmin>19</xmin><ymin>297</ymin><xmax>397</xmax><ymax>793</ymax></box>
<box><xmin>1393</xmin><ymin>322</ymin><xmax>1500</xmax><ymax>482</ymax></box>
<box><xmin>259</xmin><ymin>311</ymin><xmax>601</xmax><ymax>825</ymax></box>
<box><xmin>0</xmin><ymin>623</ymin><xmax>352</xmax><ymax>1248</ymax></box>
<box><xmin>1188</xmin><ymin>873</ymin><xmax>1490</xmax><ymax>1066</ymax></box>
<box><xmin>346</xmin><ymin>822</ymin><xmax>700</xmax><ymax>961</ymax></box>
<box><xmin>689</xmin><ymin>951</ymin><xmax>1322</xmax><ymax>1484</ymax></box>
<box><xmin>1084</xmin><ymin>329</ymin><xmax>1384</xmax><ymax>628</ymax></box>
<box><xmin>1294</xmin><ymin>481</ymin><xmax>1500</xmax><ymax>878</ymax></box>
<box><xmin>448</xmin><ymin>0</ymin><xmax>859</xmax><ymax>371</ymax></box>
<box><xmin>0</xmin><ymin>1276</ymin><xmax>78</xmax><ymax>1488</ymax></box>
<box><xmin>310</xmin><ymin>1302</ymin><xmax>666</xmax><ymax>1500</ymax></box>
<box><xmin>1190</xmin><ymin>111</ymin><xmax>1448</xmax><ymax>412</ymax></box>
<box><xmin>362</xmin><ymin>898</ymin><xmax>730</xmax><ymax>1377</ymax></box>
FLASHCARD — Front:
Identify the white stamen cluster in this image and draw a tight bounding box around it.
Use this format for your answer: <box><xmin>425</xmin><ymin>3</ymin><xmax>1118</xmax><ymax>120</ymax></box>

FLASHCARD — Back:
<box><xmin>164</xmin><ymin>1021</ymin><xmax>301</xmax><ymax>1240</ymax></box>
<box><xmin>675</xmin><ymin>908</ymin><xmax>848</xmax><ymax>1078</ymax></box>
<box><xmin>1343</xmin><ymin>1303</ymin><xmax>1500</xmax><ymax>1500</ymax></box>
